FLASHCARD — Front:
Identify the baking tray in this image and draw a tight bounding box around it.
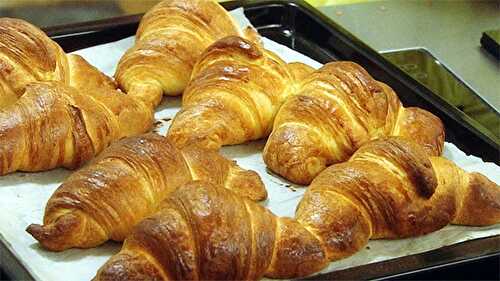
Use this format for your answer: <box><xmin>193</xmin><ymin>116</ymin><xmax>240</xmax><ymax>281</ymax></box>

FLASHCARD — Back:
<box><xmin>2</xmin><ymin>1</ymin><xmax>498</xmax><ymax>280</ymax></box>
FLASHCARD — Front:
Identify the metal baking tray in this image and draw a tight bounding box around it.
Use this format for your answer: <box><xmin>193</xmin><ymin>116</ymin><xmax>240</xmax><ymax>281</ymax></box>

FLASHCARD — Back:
<box><xmin>2</xmin><ymin>0</ymin><xmax>498</xmax><ymax>280</ymax></box>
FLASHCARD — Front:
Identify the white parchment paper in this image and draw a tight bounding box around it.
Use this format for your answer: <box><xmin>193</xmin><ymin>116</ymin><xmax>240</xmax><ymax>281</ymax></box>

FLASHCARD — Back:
<box><xmin>0</xmin><ymin>8</ymin><xmax>499</xmax><ymax>281</ymax></box>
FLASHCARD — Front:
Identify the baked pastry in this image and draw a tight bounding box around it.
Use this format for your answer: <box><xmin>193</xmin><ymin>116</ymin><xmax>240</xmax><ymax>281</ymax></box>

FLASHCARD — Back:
<box><xmin>263</xmin><ymin>61</ymin><xmax>445</xmax><ymax>184</ymax></box>
<box><xmin>167</xmin><ymin>36</ymin><xmax>314</xmax><ymax>150</ymax></box>
<box><xmin>296</xmin><ymin>137</ymin><xmax>500</xmax><ymax>264</ymax></box>
<box><xmin>26</xmin><ymin>133</ymin><xmax>266</xmax><ymax>251</ymax></box>
<box><xmin>0</xmin><ymin>18</ymin><xmax>118</xmax><ymax>107</ymax></box>
<box><xmin>94</xmin><ymin>138</ymin><xmax>499</xmax><ymax>280</ymax></box>
<box><xmin>0</xmin><ymin>79</ymin><xmax>153</xmax><ymax>175</ymax></box>
<box><xmin>0</xmin><ymin>18</ymin><xmax>154</xmax><ymax>175</ymax></box>
<box><xmin>115</xmin><ymin>0</ymin><xmax>244</xmax><ymax>108</ymax></box>
<box><xmin>93</xmin><ymin>181</ymin><xmax>325</xmax><ymax>281</ymax></box>
<box><xmin>0</xmin><ymin>18</ymin><xmax>67</xmax><ymax>107</ymax></box>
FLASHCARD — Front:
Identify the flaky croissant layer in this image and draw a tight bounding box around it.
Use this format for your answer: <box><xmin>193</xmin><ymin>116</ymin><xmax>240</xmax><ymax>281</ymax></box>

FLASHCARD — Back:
<box><xmin>93</xmin><ymin>181</ymin><xmax>326</xmax><ymax>281</ymax></box>
<box><xmin>167</xmin><ymin>35</ymin><xmax>314</xmax><ymax>150</ymax></box>
<box><xmin>0</xmin><ymin>17</ymin><xmax>68</xmax><ymax>107</ymax></box>
<box><xmin>93</xmin><ymin>138</ymin><xmax>500</xmax><ymax>280</ymax></box>
<box><xmin>0</xmin><ymin>80</ymin><xmax>153</xmax><ymax>175</ymax></box>
<box><xmin>26</xmin><ymin>133</ymin><xmax>266</xmax><ymax>251</ymax></box>
<box><xmin>0</xmin><ymin>18</ymin><xmax>154</xmax><ymax>175</ymax></box>
<box><xmin>115</xmin><ymin>0</ymin><xmax>244</xmax><ymax>108</ymax></box>
<box><xmin>263</xmin><ymin>61</ymin><xmax>445</xmax><ymax>185</ymax></box>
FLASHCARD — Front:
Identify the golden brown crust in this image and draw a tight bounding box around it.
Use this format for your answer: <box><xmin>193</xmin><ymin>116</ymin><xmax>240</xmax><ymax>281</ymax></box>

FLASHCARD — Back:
<box><xmin>453</xmin><ymin>172</ymin><xmax>500</xmax><ymax>225</ymax></box>
<box><xmin>66</xmin><ymin>54</ymin><xmax>117</xmax><ymax>93</ymax></box>
<box><xmin>296</xmin><ymin>137</ymin><xmax>499</xmax><ymax>262</ymax></box>
<box><xmin>26</xmin><ymin>133</ymin><xmax>266</xmax><ymax>251</ymax></box>
<box><xmin>167</xmin><ymin>36</ymin><xmax>313</xmax><ymax>150</ymax></box>
<box><xmin>0</xmin><ymin>80</ymin><xmax>153</xmax><ymax>175</ymax></box>
<box><xmin>353</xmin><ymin>137</ymin><xmax>437</xmax><ymax>198</ymax></box>
<box><xmin>0</xmin><ymin>17</ymin><xmax>68</xmax><ymax>107</ymax></box>
<box><xmin>94</xmin><ymin>141</ymin><xmax>499</xmax><ymax>279</ymax></box>
<box><xmin>94</xmin><ymin>181</ymin><xmax>327</xmax><ymax>281</ymax></box>
<box><xmin>392</xmin><ymin>106</ymin><xmax>445</xmax><ymax>156</ymax></box>
<box><xmin>263</xmin><ymin>61</ymin><xmax>445</xmax><ymax>184</ymax></box>
<box><xmin>428</xmin><ymin>157</ymin><xmax>500</xmax><ymax>226</ymax></box>
<box><xmin>0</xmin><ymin>18</ymin><xmax>154</xmax><ymax>175</ymax></box>
<box><xmin>115</xmin><ymin>0</ymin><xmax>244</xmax><ymax>108</ymax></box>
<box><xmin>0</xmin><ymin>18</ymin><xmax>129</xmax><ymax>107</ymax></box>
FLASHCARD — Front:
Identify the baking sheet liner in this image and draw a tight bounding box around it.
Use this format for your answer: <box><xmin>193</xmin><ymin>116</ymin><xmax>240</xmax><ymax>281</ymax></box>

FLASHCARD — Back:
<box><xmin>0</xmin><ymin>8</ymin><xmax>498</xmax><ymax>281</ymax></box>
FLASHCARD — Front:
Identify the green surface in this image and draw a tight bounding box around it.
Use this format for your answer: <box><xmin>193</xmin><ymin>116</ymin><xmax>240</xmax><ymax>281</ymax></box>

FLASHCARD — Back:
<box><xmin>485</xmin><ymin>29</ymin><xmax>500</xmax><ymax>43</ymax></box>
<box><xmin>320</xmin><ymin>0</ymin><xmax>500</xmax><ymax>111</ymax></box>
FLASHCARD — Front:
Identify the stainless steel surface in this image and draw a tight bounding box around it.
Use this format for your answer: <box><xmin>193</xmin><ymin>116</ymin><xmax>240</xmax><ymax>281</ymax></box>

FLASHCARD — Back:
<box><xmin>320</xmin><ymin>0</ymin><xmax>500</xmax><ymax>110</ymax></box>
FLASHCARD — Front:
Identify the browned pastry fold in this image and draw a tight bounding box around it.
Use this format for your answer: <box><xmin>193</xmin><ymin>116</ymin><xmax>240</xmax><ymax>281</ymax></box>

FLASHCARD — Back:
<box><xmin>93</xmin><ymin>181</ymin><xmax>326</xmax><ymax>281</ymax></box>
<box><xmin>295</xmin><ymin>137</ymin><xmax>499</xmax><ymax>264</ymax></box>
<box><xmin>263</xmin><ymin>61</ymin><xmax>445</xmax><ymax>184</ymax></box>
<box><xmin>94</xmin><ymin>137</ymin><xmax>499</xmax><ymax>280</ymax></box>
<box><xmin>167</xmin><ymin>36</ymin><xmax>314</xmax><ymax>150</ymax></box>
<box><xmin>0</xmin><ymin>18</ymin><xmax>117</xmax><ymax>107</ymax></box>
<box><xmin>0</xmin><ymin>18</ymin><xmax>154</xmax><ymax>175</ymax></box>
<box><xmin>0</xmin><ymin>17</ymin><xmax>68</xmax><ymax>107</ymax></box>
<box><xmin>26</xmin><ymin>133</ymin><xmax>266</xmax><ymax>251</ymax></box>
<box><xmin>0</xmin><ymin>80</ymin><xmax>153</xmax><ymax>175</ymax></box>
<box><xmin>115</xmin><ymin>0</ymin><xmax>244</xmax><ymax>108</ymax></box>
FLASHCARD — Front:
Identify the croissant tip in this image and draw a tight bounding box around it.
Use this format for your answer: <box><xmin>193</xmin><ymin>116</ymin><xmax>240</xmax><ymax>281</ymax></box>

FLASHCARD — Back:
<box><xmin>26</xmin><ymin>223</ymin><xmax>62</xmax><ymax>251</ymax></box>
<box><xmin>25</xmin><ymin>213</ymin><xmax>82</xmax><ymax>251</ymax></box>
<box><xmin>26</xmin><ymin>223</ymin><xmax>57</xmax><ymax>251</ymax></box>
<box><xmin>25</xmin><ymin>223</ymin><xmax>42</xmax><ymax>237</ymax></box>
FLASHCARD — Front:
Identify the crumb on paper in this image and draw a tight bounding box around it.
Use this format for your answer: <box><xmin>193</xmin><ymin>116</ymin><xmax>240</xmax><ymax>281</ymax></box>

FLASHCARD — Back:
<box><xmin>284</xmin><ymin>184</ymin><xmax>297</xmax><ymax>192</ymax></box>
<box><xmin>152</xmin><ymin>117</ymin><xmax>173</xmax><ymax>133</ymax></box>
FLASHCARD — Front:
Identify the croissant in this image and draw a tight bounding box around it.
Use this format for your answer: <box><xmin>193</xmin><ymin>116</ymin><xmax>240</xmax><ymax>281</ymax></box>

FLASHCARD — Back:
<box><xmin>26</xmin><ymin>133</ymin><xmax>266</xmax><ymax>251</ymax></box>
<box><xmin>115</xmin><ymin>0</ymin><xmax>244</xmax><ymax>108</ymax></box>
<box><xmin>167</xmin><ymin>35</ymin><xmax>314</xmax><ymax>150</ymax></box>
<box><xmin>93</xmin><ymin>181</ymin><xmax>326</xmax><ymax>281</ymax></box>
<box><xmin>0</xmin><ymin>17</ymin><xmax>154</xmax><ymax>175</ymax></box>
<box><xmin>0</xmin><ymin>79</ymin><xmax>153</xmax><ymax>175</ymax></box>
<box><xmin>94</xmin><ymin>137</ymin><xmax>499</xmax><ymax>280</ymax></box>
<box><xmin>263</xmin><ymin>61</ymin><xmax>445</xmax><ymax>184</ymax></box>
<box><xmin>0</xmin><ymin>18</ymin><xmax>116</xmax><ymax>107</ymax></box>
<box><xmin>295</xmin><ymin>137</ymin><xmax>500</xmax><ymax>264</ymax></box>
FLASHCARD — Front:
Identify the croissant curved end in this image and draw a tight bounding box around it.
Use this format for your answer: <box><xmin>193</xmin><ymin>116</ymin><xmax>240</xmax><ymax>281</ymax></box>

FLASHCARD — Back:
<box><xmin>226</xmin><ymin>167</ymin><xmax>268</xmax><ymax>201</ymax></box>
<box><xmin>93</xmin><ymin>252</ymin><xmax>166</xmax><ymax>281</ymax></box>
<box><xmin>453</xmin><ymin>172</ymin><xmax>500</xmax><ymax>226</ymax></box>
<box><xmin>26</xmin><ymin>211</ymin><xmax>90</xmax><ymax>252</ymax></box>
<box><xmin>263</xmin><ymin>129</ymin><xmax>329</xmax><ymax>185</ymax></box>
<box><xmin>26</xmin><ymin>212</ymin><xmax>78</xmax><ymax>251</ymax></box>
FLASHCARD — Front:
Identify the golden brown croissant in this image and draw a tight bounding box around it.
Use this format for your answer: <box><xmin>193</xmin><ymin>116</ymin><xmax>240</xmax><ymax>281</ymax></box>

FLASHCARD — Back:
<box><xmin>115</xmin><ymin>0</ymin><xmax>244</xmax><ymax>108</ymax></box>
<box><xmin>93</xmin><ymin>181</ymin><xmax>327</xmax><ymax>281</ymax></box>
<box><xmin>264</xmin><ymin>61</ymin><xmax>445</xmax><ymax>184</ymax></box>
<box><xmin>0</xmin><ymin>18</ymin><xmax>117</xmax><ymax>107</ymax></box>
<box><xmin>0</xmin><ymin>80</ymin><xmax>153</xmax><ymax>175</ymax></box>
<box><xmin>296</xmin><ymin>137</ymin><xmax>499</xmax><ymax>264</ymax></box>
<box><xmin>26</xmin><ymin>133</ymin><xmax>266</xmax><ymax>251</ymax></box>
<box><xmin>167</xmin><ymin>36</ymin><xmax>314</xmax><ymax>150</ymax></box>
<box><xmin>0</xmin><ymin>18</ymin><xmax>67</xmax><ymax>107</ymax></box>
<box><xmin>94</xmin><ymin>137</ymin><xmax>499</xmax><ymax>280</ymax></box>
<box><xmin>0</xmin><ymin>18</ymin><xmax>154</xmax><ymax>175</ymax></box>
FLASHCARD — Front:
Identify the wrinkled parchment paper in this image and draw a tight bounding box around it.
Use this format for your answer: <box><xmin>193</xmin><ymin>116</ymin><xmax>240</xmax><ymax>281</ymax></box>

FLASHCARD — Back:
<box><xmin>0</xmin><ymin>8</ymin><xmax>498</xmax><ymax>281</ymax></box>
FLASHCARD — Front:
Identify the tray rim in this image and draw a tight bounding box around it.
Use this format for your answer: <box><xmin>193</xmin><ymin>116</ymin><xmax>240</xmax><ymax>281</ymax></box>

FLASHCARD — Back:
<box><xmin>1</xmin><ymin>0</ymin><xmax>499</xmax><ymax>280</ymax></box>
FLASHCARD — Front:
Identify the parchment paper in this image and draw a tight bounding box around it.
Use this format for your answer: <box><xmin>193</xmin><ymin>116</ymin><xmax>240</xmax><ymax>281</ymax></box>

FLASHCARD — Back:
<box><xmin>0</xmin><ymin>8</ymin><xmax>498</xmax><ymax>281</ymax></box>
